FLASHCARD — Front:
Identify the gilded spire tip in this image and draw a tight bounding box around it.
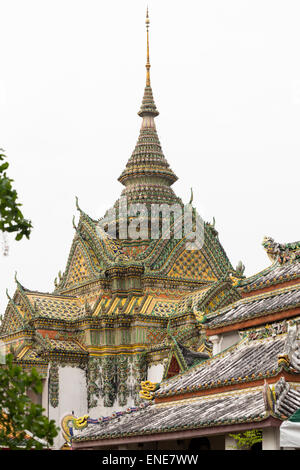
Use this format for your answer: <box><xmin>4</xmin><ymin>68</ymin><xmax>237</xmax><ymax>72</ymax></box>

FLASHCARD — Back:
<box><xmin>138</xmin><ymin>7</ymin><xmax>159</xmax><ymax>117</ymax></box>
<box><xmin>145</xmin><ymin>7</ymin><xmax>150</xmax><ymax>87</ymax></box>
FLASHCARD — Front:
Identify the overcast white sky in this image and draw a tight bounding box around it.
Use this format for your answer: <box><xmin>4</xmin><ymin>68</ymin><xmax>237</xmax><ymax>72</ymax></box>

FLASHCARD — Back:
<box><xmin>0</xmin><ymin>0</ymin><xmax>300</xmax><ymax>313</ymax></box>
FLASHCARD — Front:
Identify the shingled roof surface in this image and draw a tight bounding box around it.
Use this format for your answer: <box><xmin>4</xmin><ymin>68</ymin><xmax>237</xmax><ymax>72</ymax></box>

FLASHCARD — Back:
<box><xmin>28</xmin><ymin>294</ymin><xmax>85</xmax><ymax>320</ymax></box>
<box><xmin>239</xmin><ymin>260</ymin><xmax>300</xmax><ymax>292</ymax></box>
<box><xmin>156</xmin><ymin>335</ymin><xmax>286</xmax><ymax>398</ymax></box>
<box><xmin>73</xmin><ymin>386</ymin><xmax>271</xmax><ymax>442</ymax></box>
<box><xmin>206</xmin><ymin>285</ymin><xmax>300</xmax><ymax>329</ymax></box>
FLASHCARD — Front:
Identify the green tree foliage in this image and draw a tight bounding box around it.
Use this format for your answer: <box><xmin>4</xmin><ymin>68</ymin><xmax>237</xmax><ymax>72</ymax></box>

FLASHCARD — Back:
<box><xmin>0</xmin><ymin>354</ymin><xmax>58</xmax><ymax>449</ymax></box>
<box><xmin>229</xmin><ymin>429</ymin><xmax>262</xmax><ymax>450</ymax></box>
<box><xmin>0</xmin><ymin>150</ymin><xmax>32</xmax><ymax>241</ymax></box>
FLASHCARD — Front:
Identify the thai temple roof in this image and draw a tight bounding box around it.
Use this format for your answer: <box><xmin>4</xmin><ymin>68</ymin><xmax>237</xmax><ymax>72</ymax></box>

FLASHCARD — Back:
<box><xmin>1</xmin><ymin>9</ymin><xmax>300</xmax><ymax>451</ymax></box>
<box><xmin>239</xmin><ymin>258</ymin><xmax>300</xmax><ymax>293</ymax></box>
<box><xmin>28</xmin><ymin>294</ymin><xmax>85</xmax><ymax>321</ymax></box>
<box><xmin>72</xmin><ymin>323</ymin><xmax>300</xmax><ymax>445</ymax></box>
<box><xmin>73</xmin><ymin>387</ymin><xmax>270</xmax><ymax>443</ymax></box>
<box><xmin>73</xmin><ymin>376</ymin><xmax>300</xmax><ymax>445</ymax></box>
<box><xmin>234</xmin><ymin>237</ymin><xmax>300</xmax><ymax>297</ymax></box>
<box><xmin>206</xmin><ymin>284</ymin><xmax>300</xmax><ymax>330</ymax></box>
<box><xmin>156</xmin><ymin>331</ymin><xmax>288</xmax><ymax>399</ymax></box>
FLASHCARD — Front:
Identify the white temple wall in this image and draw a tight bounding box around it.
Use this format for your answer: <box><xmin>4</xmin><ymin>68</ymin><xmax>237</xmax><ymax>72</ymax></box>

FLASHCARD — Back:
<box><xmin>88</xmin><ymin>399</ymin><xmax>137</xmax><ymax>420</ymax></box>
<box><xmin>49</xmin><ymin>366</ymin><xmax>87</xmax><ymax>449</ymax></box>
<box><xmin>220</xmin><ymin>331</ymin><xmax>240</xmax><ymax>352</ymax></box>
<box><xmin>147</xmin><ymin>363</ymin><xmax>164</xmax><ymax>383</ymax></box>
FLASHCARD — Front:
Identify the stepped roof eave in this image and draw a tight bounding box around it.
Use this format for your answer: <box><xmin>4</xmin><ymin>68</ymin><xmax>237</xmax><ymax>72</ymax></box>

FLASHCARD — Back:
<box><xmin>238</xmin><ymin>259</ymin><xmax>300</xmax><ymax>294</ymax></box>
<box><xmin>117</xmin><ymin>168</ymin><xmax>178</xmax><ymax>186</ymax></box>
<box><xmin>205</xmin><ymin>282</ymin><xmax>300</xmax><ymax>331</ymax></box>
<box><xmin>238</xmin><ymin>238</ymin><xmax>300</xmax><ymax>293</ymax></box>
<box><xmin>25</xmin><ymin>290</ymin><xmax>77</xmax><ymax>299</ymax></box>
<box><xmin>72</xmin><ymin>374</ymin><xmax>300</xmax><ymax>448</ymax></box>
<box><xmin>137</xmin><ymin>85</ymin><xmax>159</xmax><ymax>117</ymax></box>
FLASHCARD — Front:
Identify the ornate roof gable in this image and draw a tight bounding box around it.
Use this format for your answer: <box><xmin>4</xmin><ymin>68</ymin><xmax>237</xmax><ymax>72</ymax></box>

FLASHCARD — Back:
<box><xmin>0</xmin><ymin>295</ymin><xmax>28</xmax><ymax>336</ymax></box>
<box><xmin>61</xmin><ymin>241</ymin><xmax>95</xmax><ymax>290</ymax></box>
<box><xmin>56</xmin><ymin>201</ymin><xmax>133</xmax><ymax>292</ymax></box>
<box><xmin>131</xmin><ymin>220</ymin><xmax>234</xmax><ymax>284</ymax></box>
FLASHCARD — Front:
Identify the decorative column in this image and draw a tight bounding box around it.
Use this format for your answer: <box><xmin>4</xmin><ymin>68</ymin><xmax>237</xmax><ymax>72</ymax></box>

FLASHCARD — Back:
<box><xmin>210</xmin><ymin>335</ymin><xmax>222</xmax><ymax>356</ymax></box>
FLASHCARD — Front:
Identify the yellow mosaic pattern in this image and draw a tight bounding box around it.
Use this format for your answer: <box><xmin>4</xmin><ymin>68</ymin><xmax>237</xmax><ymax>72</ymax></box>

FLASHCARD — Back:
<box><xmin>46</xmin><ymin>339</ymin><xmax>86</xmax><ymax>352</ymax></box>
<box><xmin>93</xmin><ymin>295</ymin><xmax>177</xmax><ymax>317</ymax></box>
<box><xmin>81</xmin><ymin>239</ymin><xmax>102</xmax><ymax>271</ymax></box>
<box><xmin>206</xmin><ymin>290</ymin><xmax>226</xmax><ymax>313</ymax></box>
<box><xmin>16</xmin><ymin>340</ymin><xmax>85</xmax><ymax>359</ymax></box>
<box><xmin>176</xmin><ymin>287</ymin><xmax>210</xmax><ymax>314</ymax></box>
<box><xmin>65</xmin><ymin>245</ymin><xmax>92</xmax><ymax>288</ymax></box>
<box><xmin>79</xmin><ymin>291</ymin><xmax>101</xmax><ymax>311</ymax></box>
<box><xmin>146</xmin><ymin>297</ymin><xmax>177</xmax><ymax>317</ymax></box>
<box><xmin>3</xmin><ymin>304</ymin><xmax>25</xmax><ymax>332</ymax></box>
<box><xmin>19</xmin><ymin>348</ymin><xmax>44</xmax><ymax>362</ymax></box>
<box><xmin>16</xmin><ymin>301</ymin><xmax>32</xmax><ymax>321</ymax></box>
<box><xmin>167</xmin><ymin>249</ymin><xmax>217</xmax><ymax>282</ymax></box>
<box><xmin>92</xmin><ymin>289</ymin><xmax>227</xmax><ymax>318</ymax></box>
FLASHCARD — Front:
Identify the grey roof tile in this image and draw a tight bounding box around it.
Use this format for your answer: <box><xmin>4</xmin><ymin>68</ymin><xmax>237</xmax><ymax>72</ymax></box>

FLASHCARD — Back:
<box><xmin>74</xmin><ymin>387</ymin><xmax>268</xmax><ymax>442</ymax></box>
<box><xmin>156</xmin><ymin>335</ymin><xmax>286</xmax><ymax>397</ymax></box>
<box><xmin>240</xmin><ymin>260</ymin><xmax>300</xmax><ymax>292</ymax></box>
<box><xmin>207</xmin><ymin>285</ymin><xmax>300</xmax><ymax>329</ymax></box>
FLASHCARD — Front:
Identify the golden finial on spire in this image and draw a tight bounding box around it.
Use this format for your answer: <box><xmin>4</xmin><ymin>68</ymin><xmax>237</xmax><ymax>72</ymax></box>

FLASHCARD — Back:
<box><xmin>146</xmin><ymin>7</ymin><xmax>151</xmax><ymax>87</ymax></box>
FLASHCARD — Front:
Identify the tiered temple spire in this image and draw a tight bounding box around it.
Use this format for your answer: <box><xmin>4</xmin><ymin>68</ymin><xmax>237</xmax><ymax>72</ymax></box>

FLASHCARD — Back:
<box><xmin>117</xmin><ymin>9</ymin><xmax>181</xmax><ymax>208</ymax></box>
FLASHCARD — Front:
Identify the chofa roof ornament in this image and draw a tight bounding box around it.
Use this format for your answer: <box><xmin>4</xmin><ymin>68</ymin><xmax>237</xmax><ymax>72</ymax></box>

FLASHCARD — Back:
<box><xmin>262</xmin><ymin>236</ymin><xmax>299</xmax><ymax>264</ymax></box>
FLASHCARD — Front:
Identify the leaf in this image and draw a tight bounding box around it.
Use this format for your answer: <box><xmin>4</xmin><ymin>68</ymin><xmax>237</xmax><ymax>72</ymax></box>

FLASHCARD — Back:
<box><xmin>0</xmin><ymin>354</ymin><xmax>59</xmax><ymax>449</ymax></box>
<box><xmin>0</xmin><ymin>151</ymin><xmax>32</xmax><ymax>242</ymax></box>
<box><xmin>0</xmin><ymin>162</ymin><xmax>9</xmax><ymax>172</ymax></box>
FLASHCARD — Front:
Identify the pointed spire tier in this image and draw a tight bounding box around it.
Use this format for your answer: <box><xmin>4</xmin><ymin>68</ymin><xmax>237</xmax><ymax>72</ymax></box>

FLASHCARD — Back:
<box><xmin>116</xmin><ymin>9</ymin><xmax>181</xmax><ymax>208</ymax></box>
<box><xmin>138</xmin><ymin>85</ymin><xmax>159</xmax><ymax>117</ymax></box>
